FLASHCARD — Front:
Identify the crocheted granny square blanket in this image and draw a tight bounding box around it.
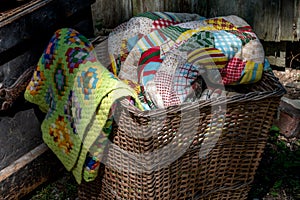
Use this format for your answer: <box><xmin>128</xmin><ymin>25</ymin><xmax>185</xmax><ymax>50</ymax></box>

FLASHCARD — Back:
<box><xmin>24</xmin><ymin>28</ymin><xmax>143</xmax><ymax>184</ymax></box>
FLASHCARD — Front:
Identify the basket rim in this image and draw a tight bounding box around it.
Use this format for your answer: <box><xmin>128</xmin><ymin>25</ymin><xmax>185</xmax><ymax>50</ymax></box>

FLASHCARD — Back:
<box><xmin>119</xmin><ymin>90</ymin><xmax>284</xmax><ymax>118</ymax></box>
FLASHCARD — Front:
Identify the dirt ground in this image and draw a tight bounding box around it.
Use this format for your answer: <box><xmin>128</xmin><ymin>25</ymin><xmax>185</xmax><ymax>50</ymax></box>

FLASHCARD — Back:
<box><xmin>22</xmin><ymin>134</ymin><xmax>300</xmax><ymax>200</ymax></box>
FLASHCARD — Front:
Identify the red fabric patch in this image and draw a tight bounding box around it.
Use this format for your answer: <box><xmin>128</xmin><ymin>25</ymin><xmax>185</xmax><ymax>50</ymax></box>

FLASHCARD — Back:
<box><xmin>238</xmin><ymin>26</ymin><xmax>253</xmax><ymax>32</ymax></box>
<box><xmin>138</xmin><ymin>47</ymin><xmax>162</xmax><ymax>66</ymax></box>
<box><xmin>138</xmin><ymin>47</ymin><xmax>162</xmax><ymax>83</ymax></box>
<box><xmin>152</xmin><ymin>19</ymin><xmax>180</xmax><ymax>31</ymax></box>
<box><xmin>220</xmin><ymin>58</ymin><xmax>245</xmax><ymax>85</ymax></box>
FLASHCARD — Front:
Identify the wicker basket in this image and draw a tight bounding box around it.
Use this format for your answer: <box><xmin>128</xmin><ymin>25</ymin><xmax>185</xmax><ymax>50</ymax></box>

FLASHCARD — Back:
<box><xmin>78</xmin><ymin>39</ymin><xmax>286</xmax><ymax>200</ymax></box>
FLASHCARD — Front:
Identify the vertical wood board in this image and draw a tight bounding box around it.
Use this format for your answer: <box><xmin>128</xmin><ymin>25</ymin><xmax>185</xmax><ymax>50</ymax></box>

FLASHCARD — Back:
<box><xmin>90</xmin><ymin>0</ymin><xmax>300</xmax><ymax>40</ymax></box>
<box><xmin>91</xmin><ymin>0</ymin><xmax>133</xmax><ymax>34</ymax></box>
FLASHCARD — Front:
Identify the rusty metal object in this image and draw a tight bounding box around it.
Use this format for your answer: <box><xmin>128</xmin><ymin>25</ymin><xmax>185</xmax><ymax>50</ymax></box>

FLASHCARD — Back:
<box><xmin>0</xmin><ymin>66</ymin><xmax>34</xmax><ymax>110</ymax></box>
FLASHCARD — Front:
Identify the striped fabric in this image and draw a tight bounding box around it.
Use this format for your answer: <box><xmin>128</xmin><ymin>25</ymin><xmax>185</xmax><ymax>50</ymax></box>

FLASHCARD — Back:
<box><xmin>138</xmin><ymin>47</ymin><xmax>163</xmax><ymax>85</ymax></box>
<box><xmin>187</xmin><ymin>47</ymin><xmax>228</xmax><ymax>69</ymax></box>
<box><xmin>240</xmin><ymin>61</ymin><xmax>263</xmax><ymax>84</ymax></box>
<box><xmin>153</xmin><ymin>12</ymin><xmax>181</xmax><ymax>21</ymax></box>
<box><xmin>135</xmin><ymin>11</ymin><xmax>162</xmax><ymax>20</ymax></box>
<box><xmin>176</xmin><ymin>29</ymin><xmax>200</xmax><ymax>43</ymax></box>
<box><xmin>160</xmin><ymin>26</ymin><xmax>189</xmax><ymax>41</ymax></box>
<box><xmin>139</xmin><ymin>47</ymin><xmax>162</xmax><ymax>66</ymax></box>
<box><xmin>136</xmin><ymin>30</ymin><xmax>168</xmax><ymax>52</ymax></box>
<box><xmin>139</xmin><ymin>11</ymin><xmax>180</xmax><ymax>21</ymax></box>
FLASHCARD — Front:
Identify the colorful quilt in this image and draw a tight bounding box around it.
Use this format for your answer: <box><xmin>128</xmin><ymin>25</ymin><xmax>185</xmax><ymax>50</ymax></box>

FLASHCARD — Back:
<box><xmin>24</xmin><ymin>28</ymin><xmax>143</xmax><ymax>184</ymax></box>
<box><xmin>108</xmin><ymin>12</ymin><xmax>204</xmax><ymax>76</ymax></box>
<box><xmin>108</xmin><ymin>13</ymin><xmax>269</xmax><ymax>109</ymax></box>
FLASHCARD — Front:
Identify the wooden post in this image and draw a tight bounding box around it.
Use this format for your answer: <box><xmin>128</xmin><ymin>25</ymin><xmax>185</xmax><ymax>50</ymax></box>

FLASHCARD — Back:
<box><xmin>91</xmin><ymin>0</ymin><xmax>133</xmax><ymax>34</ymax></box>
<box><xmin>132</xmin><ymin>0</ymin><xmax>164</xmax><ymax>15</ymax></box>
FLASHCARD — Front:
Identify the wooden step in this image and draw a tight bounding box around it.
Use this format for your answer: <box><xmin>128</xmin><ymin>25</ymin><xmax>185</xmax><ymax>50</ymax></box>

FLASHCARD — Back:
<box><xmin>0</xmin><ymin>143</ymin><xmax>64</xmax><ymax>200</ymax></box>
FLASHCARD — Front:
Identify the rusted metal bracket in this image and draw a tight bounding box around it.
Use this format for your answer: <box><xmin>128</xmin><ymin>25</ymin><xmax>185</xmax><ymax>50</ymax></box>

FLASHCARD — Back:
<box><xmin>0</xmin><ymin>66</ymin><xmax>34</xmax><ymax>110</ymax></box>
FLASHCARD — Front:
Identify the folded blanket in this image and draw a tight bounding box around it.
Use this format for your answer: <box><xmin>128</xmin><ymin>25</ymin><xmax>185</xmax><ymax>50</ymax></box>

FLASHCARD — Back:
<box><xmin>109</xmin><ymin>13</ymin><xmax>269</xmax><ymax>109</ymax></box>
<box><xmin>24</xmin><ymin>28</ymin><xmax>143</xmax><ymax>184</ymax></box>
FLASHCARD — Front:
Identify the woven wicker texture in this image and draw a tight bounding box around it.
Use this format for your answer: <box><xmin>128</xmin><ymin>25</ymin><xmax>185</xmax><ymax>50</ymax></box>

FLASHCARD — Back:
<box><xmin>78</xmin><ymin>69</ymin><xmax>286</xmax><ymax>199</ymax></box>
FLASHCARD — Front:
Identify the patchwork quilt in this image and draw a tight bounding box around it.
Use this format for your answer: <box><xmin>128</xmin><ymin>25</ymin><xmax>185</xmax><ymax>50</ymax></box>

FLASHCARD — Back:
<box><xmin>109</xmin><ymin>12</ymin><xmax>269</xmax><ymax>109</ymax></box>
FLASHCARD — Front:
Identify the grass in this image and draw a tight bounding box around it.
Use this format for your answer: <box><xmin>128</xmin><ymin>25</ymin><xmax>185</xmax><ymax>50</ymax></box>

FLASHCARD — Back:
<box><xmin>248</xmin><ymin>125</ymin><xmax>300</xmax><ymax>200</ymax></box>
<box><xmin>21</xmin><ymin>171</ymin><xmax>78</xmax><ymax>200</ymax></box>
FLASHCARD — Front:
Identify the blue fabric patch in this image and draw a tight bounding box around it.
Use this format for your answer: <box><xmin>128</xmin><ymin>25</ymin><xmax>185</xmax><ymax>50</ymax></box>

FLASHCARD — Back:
<box><xmin>213</xmin><ymin>31</ymin><xmax>242</xmax><ymax>59</ymax></box>
<box><xmin>140</xmin><ymin>62</ymin><xmax>161</xmax><ymax>85</ymax></box>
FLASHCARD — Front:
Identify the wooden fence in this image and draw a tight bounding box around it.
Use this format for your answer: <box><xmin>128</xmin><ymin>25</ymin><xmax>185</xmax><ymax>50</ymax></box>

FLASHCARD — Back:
<box><xmin>91</xmin><ymin>0</ymin><xmax>300</xmax><ymax>41</ymax></box>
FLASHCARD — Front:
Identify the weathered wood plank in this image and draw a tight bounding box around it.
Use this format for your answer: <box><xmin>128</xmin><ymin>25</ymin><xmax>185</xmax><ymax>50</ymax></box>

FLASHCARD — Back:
<box><xmin>208</xmin><ymin>0</ymin><xmax>298</xmax><ymax>41</ymax></box>
<box><xmin>91</xmin><ymin>0</ymin><xmax>133</xmax><ymax>34</ymax></box>
<box><xmin>0</xmin><ymin>1</ymin><xmax>54</xmax><ymax>55</ymax></box>
<box><xmin>262</xmin><ymin>41</ymin><xmax>287</xmax><ymax>68</ymax></box>
<box><xmin>0</xmin><ymin>0</ymin><xmax>95</xmax><ymax>54</ymax></box>
<box><xmin>252</xmin><ymin>0</ymin><xmax>282</xmax><ymax>41</ymax></box>
<box><xmin>132</xmin><ymin>0</ymin><xmax>207</xmax><ymax>15</ymax></box>
<box><xmin>208</xmin><ymin>0</ymin><xmax>262</xmax><ymax>30</ymax></box>
<box><xmin>179</xmin><ymin>0</ymin><xmax>199</xmax><ymax>13</ymax></box>
<box><xmin>0</xmin><ymin>108</ymin><xmax>42</xmax><ymax>170</ymax></box>
<box><xmin>0</xmin><ymin>143</ymin><xmax>64</xmax><ymax>200</ymax></box>
<box><xmin>0</xmin><ymin>143</ymin><xmax>48</xmax><ymax>182</ymax></box>
<box><xmin>279</xmin><ymin>0</ymin><xmax>294</xmax><ymax>41</ymax></box>
<box><xmin>163</xmin><ymin>0</ymin><xmax>178</xmax><ymax>13</ymax></box>
<box><xmin>0</xmin><ymin>50</ymin><xmax>39</xmax><ymax>87</ymax></box>
<box><xmin>0</xmin><ymin>102</ymin><xmax>60</xmax><ymax>199</ymax></box>
<box><xmin>91</xmin><ymin>0</ymin><xmax>209</xmax><ymax>33</ymax></box>
<box><xmin>91</xmin><ymin>0</ymin><xmax>298</xmax><ymax>41</ymax></box>
<box><xmin>0</xmin><ymin>0</ymin><xmax>54</xmax><ymax>28</ymax></box>
<box><xmin>132</xmin><ymin>0</ymin><xmax>164</xmax><ymax>15</ymax></box>
<box><xmin>189</xmin><ymin>0</ymin><xmax>208</xmax><ymax>15</ymax></box>
<box><xmin>295</xmin><ymin>0</ymin><xmax>300</xmax><ymax>41</ymax></box>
